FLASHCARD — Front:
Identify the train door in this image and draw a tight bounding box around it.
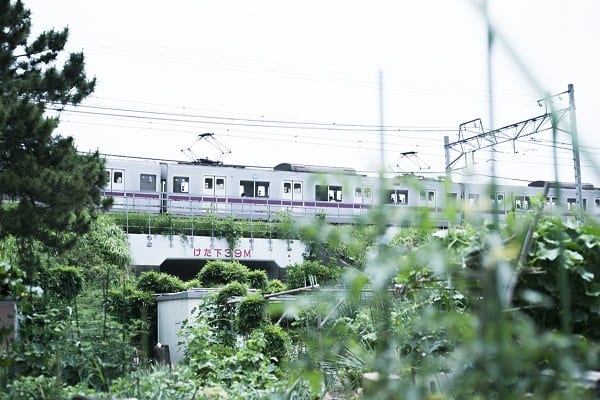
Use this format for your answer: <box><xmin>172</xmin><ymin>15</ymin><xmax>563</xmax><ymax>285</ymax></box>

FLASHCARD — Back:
<box><xmin>354</xmin><ymin>185</ymin><xmax>372</xmax><ymax>214</ymax></box>
<box><xmin>283</xmin><ymin>180</ymin><xmax>303</xmax><ymax>214</ymax></box>
<box><xmin>107</xmin><ymin>168</ymin><xmax>125</xmax><ymax>191</ymax></box>
<box><xmin>204</xmin><ymin>175</ymin><xmax>227</xmax><ymax>211</ymax></box>
<box><xmin>490</xmin><ymin>192</ymin><xmax>506</xmax><ymax>213</ymax></box>
<box><xmin>160</xmin><ymin>163</ymin><xmax>168</xmax><ymax>213</ymax></box>
<box><xmin>282</xmin><ymin>180</ymin><xmax>303</xmax><ymax>202</ymax></box>
<box><xmin>419</xmin><ymin>188</ymin><xmax>437</xmax><ymax>210</ymax></box>
<box><xmin>203</xmin><ymin>176</ymin><xmax>227</xmax><ymax>197</ymax></box>
<box><xmin>105</xmin><ymin>168</ymin><xmax>126</xmax><ymax>208</ymax></box>
<box><xmin>446</xmin><ymin>193</ymin><xmax>458</xmax><ymax>208</ymax></box>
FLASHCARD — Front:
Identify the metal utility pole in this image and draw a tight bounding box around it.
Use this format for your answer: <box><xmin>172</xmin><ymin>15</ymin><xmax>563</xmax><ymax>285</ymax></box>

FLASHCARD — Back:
<box><xmin>444</xmin><ymin>136</ymin><xmax>451</xmax><ymax>180</ymax></box>
<box><xmin>568</xmin><ymin>84</ymin><xmax>583</xmax><ymax>213</ymax></box>
<box><xmin>443</xmin><ymin>84</ymin><xmax>584</xmax><ymax>215</ymax></box>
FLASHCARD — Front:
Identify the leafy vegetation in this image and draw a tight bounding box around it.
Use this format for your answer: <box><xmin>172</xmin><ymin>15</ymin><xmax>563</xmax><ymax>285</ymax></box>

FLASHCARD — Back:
<box><xmin>2</xmin><ymin>202</ymin><xmax>600</xmax><ymax>399</ymax></box>
<box><xmin>216</xmin><ymin>281</ymin><xmax>248</xmax><ymax>306</ymax></box>
<box><xmin>197</xmin><ymin>259</ymin><xmax>250</xmax><ymax>287</ymax></box>
<box><xmin>236</xmin><ymin>294</ymin><xmax>268</xmax><ymax>335</ymax></box>
<box><xmin>517</xmin><ymin>217</ymin><xmax>600</xmax><ymax>340</ymax></box>
<box><xmin>1</xmin><ymin>1</ymin><xmax>599</xmax><ymax>399</ymax></box>
<box><xmin>247</xmin><ymin>269</ymin><xmax>269</xmax><ymax>290</ymax></box>
<box><xmin>3</xmin><ymin>177</ymin><xmax>600</xmax><ymax>399</ymax></box>
<box><xmin>136</xmin><ymin>270</ymin><xmax>186</xmax><ymax>294</ymax></box>
<box><xmin>285</xmin><ymin>260</ymin><xmax>344</xmax><ymax>289</ymax></box>
<box><xmin>109</xmin><ymin>210</ymin><xmax>301</xmax><ymax>241</ymax></box>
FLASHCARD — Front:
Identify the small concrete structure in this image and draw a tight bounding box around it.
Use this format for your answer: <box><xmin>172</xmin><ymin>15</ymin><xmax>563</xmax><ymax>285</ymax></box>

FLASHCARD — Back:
<box><xmin>155</xmin><ymin>289</ymin><xmax>216</xmax><ymax>363</ymax></box>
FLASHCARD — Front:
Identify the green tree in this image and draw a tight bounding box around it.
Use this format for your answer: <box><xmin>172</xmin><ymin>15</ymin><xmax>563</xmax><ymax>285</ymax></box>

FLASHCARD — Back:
<box><xmin>58</xmin><ymin>215</ymin><xmax>131</xmax><ymax>271</ymax></box>
<box><xmin>0</xmin><ymin>0</ymin><xmax>109</xmax><ymax>274</ymax></box>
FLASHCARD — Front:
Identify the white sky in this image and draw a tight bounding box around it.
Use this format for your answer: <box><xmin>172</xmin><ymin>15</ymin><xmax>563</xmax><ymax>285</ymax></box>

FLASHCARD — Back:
<box><xmin>24</xmin><ymin>0</ymin><xmax>600</xmax><ymax>185</ymax></box>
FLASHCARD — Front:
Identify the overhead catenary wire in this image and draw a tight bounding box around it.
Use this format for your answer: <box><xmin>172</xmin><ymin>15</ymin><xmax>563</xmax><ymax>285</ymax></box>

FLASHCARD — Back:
<box><xmin>48</xmin><ymin>99</ymin><xmax>597</xmax><ymax>154</ymax></box>
<box><xmin>43</xmin><ymin>93</ymin><xmax>600</xmax><ymax>184</ymax></box>
<box><xmin>45</xmin><ymin>101</ymin><xmax>457</xmax><ymax>133</ymax></box>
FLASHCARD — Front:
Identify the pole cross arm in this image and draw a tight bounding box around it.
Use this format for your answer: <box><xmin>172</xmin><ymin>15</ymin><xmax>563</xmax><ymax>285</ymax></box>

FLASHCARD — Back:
<box><xmin>444</xmin><ymin>108</ymin><xmax>569</xmax><ymax>171</ymax></box>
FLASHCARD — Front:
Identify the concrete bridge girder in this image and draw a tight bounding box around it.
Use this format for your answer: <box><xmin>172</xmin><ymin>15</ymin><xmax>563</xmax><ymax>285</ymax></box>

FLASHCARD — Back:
<box><xmin>127</xmin><ymin>234</ymin><xmax>306</xmax><ymax>280</ymax></box>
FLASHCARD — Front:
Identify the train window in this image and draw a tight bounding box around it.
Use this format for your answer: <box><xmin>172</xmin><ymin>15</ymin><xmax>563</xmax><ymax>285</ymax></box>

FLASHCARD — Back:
<box><xmin>546</xmin><ymin>196</ymin><xmax>557</xmax><ymax>207</ymax></box>
<box><xmin>113</xmin><ymin>170</ymin><xmax>124</xmax><ymax>184</ymax></box>
<box><xmin>257</xmin><ymin>182</ymin><xmax>270</xmax><ymax>197</ymax></box>
<box><xmin>216</xmin><ymin>178</ymin><xmax>225</xmax><ymax>190</ymax></box>
<box><xmin>468</xmin><ymin>194</ymin><xmax>479</xmax><ymax>205</ymax></box>
<box><xmin>490</xmin><ymin>192</ymin><xmax>505</xmax><ymax>205</ymax></box>
<box><xmin>240</xmin><ymin>180</ymin><xmax>270</xmax><ymax>197</ymax></box>
<box><xmin>419</xmin><ymin>190</ymin><xmax>435</xmax><ymax>202</ymax></box>
<box><xmin>315</xmin><ymin>185</ymin><xmax>329</xmax><ymax>201</ymax></box>
<box><xmin>140</xmin><ymin>174</ymin><xmax>156</xmax><ymax>191</ymax></box>
<box><xmin>294</xmin><ymin>183</ymin><xmax>302</xmax><ymax>194</ymax></box>
<box><xmin>420</xmin><ymin>190</ymin><xmax>435</xmax><ymax>203</ymax></box>
<box><xmin>387</xmin><ymin>189</ymin><xmax>408</xmax><ymax>205</ymax></box>
<box><xmin>567</xmin><ymin>198</ymin><xmax>577</xmax><ymax>210</ymax></box>
<box><xmin>446</xmin><ymin>193</ymin><xmax>458</xmax><ymax>204</ymax></box>
<box><xmin>330</xmin><ymin>185</ymin><xmax>342</xmax><ymax>202</ymax></box>
<box><xmin>315</xmin><ymin>185</ymin><xmax>342</xmax><ymax>202</ymax></box>
<box><xmin>398</xmin><ymin>192</ymin><xmax>407</xmax><ymax>204</ymax></box>
<box><xmin>240</xmin><ymin>180</ymin><xmax>254</xmax><ymax>197</ymax></box>
<box><xmin>364</xmin><ymin>186</ymin><xmax>372</xmax><ymax>199</ymax></box>
<box><xmin>205</xmin><ymin>178</ymin><xmax>213</xmax><ymax>190</ymax></box>
<box><xmin>354</xmin><ymin>187</ymin><xmax>361</xmax><ymax>198</ymax></box>
<box><xmin>284</xmin><ymin>182</ymin><xmax>291</xmax><ymax>194</ymax></box>
<box><xmin>173</xmin><ymin>176</ymin><xmax>189</xmax><ymax>193</ymax></box>
<box><xmin>515</xmin><ymin>196</ymin><xmax>530</xmax><ymax>209</ymax></box>
<box><xmin>595</xmin><ymin>197</ymin><xmax>600</xmax><ymax>208</ymax></box>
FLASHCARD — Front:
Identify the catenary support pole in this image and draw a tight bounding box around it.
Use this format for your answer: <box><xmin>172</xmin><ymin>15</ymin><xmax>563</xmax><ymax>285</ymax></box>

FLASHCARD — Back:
<box><xmin>568</xmin><ymin>84</ymin><xmax>583</xmax><ymax>215</ymax></box>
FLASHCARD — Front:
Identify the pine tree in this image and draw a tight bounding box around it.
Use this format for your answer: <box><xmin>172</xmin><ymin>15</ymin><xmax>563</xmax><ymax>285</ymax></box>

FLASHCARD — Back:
<box><xmin>0</xmin><ymin>0</ymin><xmax>109</xmax><ymax>265</ymax></box>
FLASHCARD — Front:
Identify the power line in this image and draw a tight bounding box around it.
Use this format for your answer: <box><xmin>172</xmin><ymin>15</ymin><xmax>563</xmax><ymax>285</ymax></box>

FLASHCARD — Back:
<box><xmin>46</xmin><ymin>101</ymin><xmax>456</xmax><ymax>133</ymax></box>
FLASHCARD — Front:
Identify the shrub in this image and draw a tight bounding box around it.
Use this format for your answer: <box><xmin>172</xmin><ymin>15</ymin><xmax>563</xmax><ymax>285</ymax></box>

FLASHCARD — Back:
<box><xmin>197</xmin><ymin>260</ymin><xmax>249</xmax><ymax>287</ymax></box>
<box><xmin>184</xmin><ymin>278</ymin><xmax>203</xmax><ymax>289</ymax></box>
<box><xmin>214</xmin><ymin>216</ymin><xmax>243</xmax><ymax>250</ymax></box>
<box><xmin>261</xmin><ymin>324</ymin><xmax>290</xmax><ymax>364</ymax></box>
<box><xmin>1</xmin><ymin>375</ymin><xmax>62</xmax><ymax>400</ymax></box>
<box><xmin>216</xmin><ymin>281</ymin><xmax>248</xmax><ymax>306</ymax></box>
<box><xmin>284</xmin><ymin>260</ymin><xmax>343</xmax><ymax>289</ymax></box>
<box><xmin>236</xmin><ymin>294</ymin><xmax>268</xmax><ymax>335</ymax></box>
<box><xmin>108</xmin><ymin>365</ymin><xmax>204</xmax><ymax>399</ymax></box>
<box><xmin>263</xmin><ymin>279</ymin><xmax>287</xmax><ymax>294</ymax></box>
<box><xmin>136</xmin><ymin>271</ymin><xmax>185</xmax><ymax>294</ymax></box>
<box><xmin>247</xmin><ymin>269</ymin><xmax>269</xmax><ymax>290</ymax></box>
<box><xmin>107</xmin><ymin>283</ymin><xmax>153</xmax><ymax>324</ymax></box>
<box><xmin>41</xmin><ymin>265</ymin><xmax>83</xmax><ymax>302</ymax></box>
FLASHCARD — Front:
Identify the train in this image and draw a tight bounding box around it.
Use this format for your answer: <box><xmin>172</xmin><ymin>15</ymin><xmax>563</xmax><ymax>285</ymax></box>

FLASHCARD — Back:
<box><xmin>102</xmin><ymin>155</ymin><xmax>600</xmax><ymax>225</ymax></box>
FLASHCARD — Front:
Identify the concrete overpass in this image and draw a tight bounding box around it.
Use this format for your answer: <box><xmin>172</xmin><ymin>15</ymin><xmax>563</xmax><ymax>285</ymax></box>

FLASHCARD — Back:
<box><xmin>127</xmin><ymin>234</ymin><xmax>307</xmax><ymax>280</ymax></box>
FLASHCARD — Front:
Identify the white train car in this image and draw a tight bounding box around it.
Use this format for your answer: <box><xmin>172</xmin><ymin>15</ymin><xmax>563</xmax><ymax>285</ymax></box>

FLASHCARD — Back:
<box><xmin>102</xmin><ymin>155</ymin><xmax>600</xmax><ymax>225</ymax></box>
<box><xmin>104</xmin><ymin>157</ymin><xmax>162</xmax><ymax>213</ymax></box>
